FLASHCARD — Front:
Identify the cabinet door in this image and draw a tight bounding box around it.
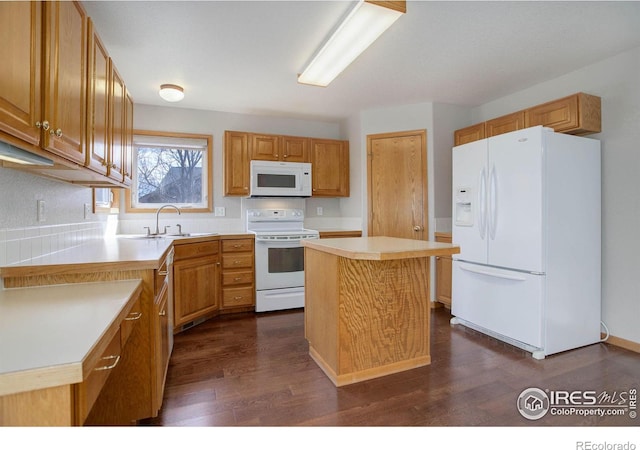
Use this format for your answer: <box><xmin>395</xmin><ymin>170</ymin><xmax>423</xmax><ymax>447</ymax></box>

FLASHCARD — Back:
<box><xmin>42</xmin><ymin>0</ymin><xmax>87</xmax><ymax>164</ymax></box>
<box><xmin>524</xmin><ymin>92</ymin><xmax>601</xmax><ymax>135</ymax></box>
<box><xmin>250</xmin><ymin>133</ymin><xmax>280</xmax><ymax>161</ymax></box>
<box><xmin>485</xmin><ymin>111</ymin><xmax>525</xmax><ymax>138</ymax></box>
<box><xmin>173</xmin><ymin>255</ymin><xmax>220</xmax><ymax>328</ymax></box>
<box><xmin>224</xmin><ymin>130</ymin><xmax>251</xmax><ymax>196</ymax></box>
<box><xmin>123</xmin><ymin>91</ymin><xmax>134</xmax><ymax>186</ymax></box>
<box><xmin>86</xmin><ymin>19</ymin><xmax>110</xmax><ymax>175</ymax></box>
<box><xmin>0</xmin><ymin>2</ymin><xmax>41</xmax><ymax>146</ymax></box>
<box><xmin>154</xmin><ymin>282</ymin><xmax>170</xmax><ymax>412</ymax></box>
<box><xmin>310</xmin><ymin>139</ymin><xmax>349</xmax><ymax>197</ymax></box>
<box><xmin>108</xmin><ymin>63</ymin><xmax>125</xmax><ymax>182</ymax></box>
<box><xmin>281</xmin><ymin>136</ymin><xmax>309</xmax><ymax>162</ymax></box>
<box><xmin>454</xmin><ymin>123</ymin><xmax>485</xmax><ymax>146</ymax></box>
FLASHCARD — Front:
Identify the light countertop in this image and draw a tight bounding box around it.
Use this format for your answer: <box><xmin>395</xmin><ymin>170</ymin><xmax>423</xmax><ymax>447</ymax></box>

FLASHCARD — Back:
<box><xmin>302</xmin><ymin>236</ymin><xmax>460</xmax><ymax>260</ymax></box>
<box><xmin>0</xmin><ymin>279</ymin><xmax>142</xmax><ymax>396</ymax></box>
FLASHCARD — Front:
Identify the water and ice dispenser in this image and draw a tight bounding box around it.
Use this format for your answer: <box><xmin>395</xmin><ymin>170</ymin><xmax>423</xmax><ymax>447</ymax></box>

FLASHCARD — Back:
<box><xmin>454</xmin><ymin>187</ymin><xmax>473</xmax><ymax>226</ymax></box>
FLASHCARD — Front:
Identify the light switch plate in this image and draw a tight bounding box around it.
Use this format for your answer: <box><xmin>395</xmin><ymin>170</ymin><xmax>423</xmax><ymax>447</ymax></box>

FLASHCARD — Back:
<box><xmin>214</xmin><ymin>207</ymin><xmax>226</xmax><ymax>217</ymax></box>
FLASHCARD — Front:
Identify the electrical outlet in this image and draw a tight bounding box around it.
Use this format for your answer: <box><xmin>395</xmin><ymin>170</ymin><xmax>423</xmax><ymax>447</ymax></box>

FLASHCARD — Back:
<box><xmin>84</xmin><ymin>203</ymin><xmax>92</xmax><ymax>220</ymax></box>
<box><xmin>214</xmin><ymin>207</ymin><xmax>226</xmax><ymax>217</ymax></box>
<box><xmin>37</xmin><ymin>200</ymin><xmax>45</xmax><ymax>222</ymax></box>
<box><xmin>316</xmin><ymin>206</ymin><xmax>323</xmax><ymax>216</ymax></box>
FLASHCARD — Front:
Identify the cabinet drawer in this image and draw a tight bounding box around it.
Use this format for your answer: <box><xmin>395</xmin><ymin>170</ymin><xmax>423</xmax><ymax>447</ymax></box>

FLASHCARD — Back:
<box><xmin>222</xmin><ymin>253</ymin><xmax>253</xmax><ymax>270</ymax></box>
<box><xmin>76</xmin><ymin>328</ymin><xmax>122</xmax><ymax>424</ymax></box>
<box><xmin>222</xmin><ymin>270</ymin><xmax>253</xmax><ymax>286</ymax></box>
<box><xmin>174</xmin><ymin>241</ymin><xmax>219</xmax><ymax>261</ymax></box>
<box><xmin>222</xmin><ymin>238</ymin><xmax>254</xmax><ymax>253</ymax></box>
<box><xmin>222</xmin><ymin>286</ymin><xmax>254</xmax><ymax>308</ymax></box>
<box><xmin>120</xmin><ymin>296</ymin><xmax>142</xmax><ymax>346</ymax></box>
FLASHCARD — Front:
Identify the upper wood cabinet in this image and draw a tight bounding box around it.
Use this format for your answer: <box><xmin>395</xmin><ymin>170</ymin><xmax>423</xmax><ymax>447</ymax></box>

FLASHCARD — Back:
<box><xmin>485</xmin><ymin>111</ymin><xmax>525</xmax><ymax>138</ymax></box>
<box><xmin>454</xmin><ymin>123</ymin><xmax>485</xmax><ymax>146</ymax></box>
<box><xmin>42</xmin><ymin>0</ymin><xmax>88</xmax><ymax>165</ymax></box>
<box><xmin>454</xmin><ymin>92</ymin><xmax>601</xmax><ymax>145</ymax></box>
<box><xmin>0</xmin><ymin>2</ymin><xmax>42</xmax><ymax>147</ymax></box>
<box><xmin>280</xmin><ymin>135</ymin><xmax>309</xmax><ymax>162</ymax></box>
<box><xmin>0</xmin><ymin>1</ymin><xmax>87</xmax><ymax>163</ymax></box>
<box><xmin>0</xmin><ymin>1</ymin><xmax>133</xmax><ymax>188</ymax></box>
<box><xmin>310</xmin><ymin>138</ymin><xmax>350</xmax><ymax>197</ymax></box>
<box><xmin>123</xmin><ymin>92</ymin><xmax>134</xmax><ymax>185</ymax></box>
<box><xmin>107</xmin><ymin>63</ymin><xmax>126</xmax><ymax>183</ymax></box>
<box><xmin>86</xmin><ymin>18</ymin><xmax>110</xmax><ymax>176</ymax></box>
<box><xmin>224</xmin><ymin>131</ymin><xmax>350</xmax><ymax>197</ymax></box>
<box><xmin>224</xmin><ymin>130</ymin><xmax>251</xmax><ymax>196</ymax></box>
<box><xmin>250</xmin><ymin>133</ymin><xmax>309</xmax><ymax>162</ymax></box>
<box><xmin>525</xmin><ymin>92</ymin><xmax>601</xmax><ymax>135</ymax></box>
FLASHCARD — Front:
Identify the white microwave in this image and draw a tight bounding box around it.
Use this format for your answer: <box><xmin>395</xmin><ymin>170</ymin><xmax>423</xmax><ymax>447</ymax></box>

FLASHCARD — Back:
<box><xmin>249</xmin><ymin>160</ymin><xmax>312</xmax><ymax>197</ymax></box>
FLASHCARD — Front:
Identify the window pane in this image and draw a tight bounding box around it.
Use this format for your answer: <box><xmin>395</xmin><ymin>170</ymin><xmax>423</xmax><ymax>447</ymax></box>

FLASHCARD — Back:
<box><xmin>128</xmin><ymin>131</ymin><xmax>213</xmax><ymax>212</ymax></box>
<box><xmin>136</xmin><ymin>147</ymin><xmax>204</xmax><ymax>205</ymax></box>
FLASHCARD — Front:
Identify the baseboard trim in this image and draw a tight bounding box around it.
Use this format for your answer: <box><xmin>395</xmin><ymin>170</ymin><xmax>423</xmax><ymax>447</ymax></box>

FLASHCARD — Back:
<box><xmin>602</xmin><ymin>334</ymin><xmax>640</xmax><ymax>354</ymax></box>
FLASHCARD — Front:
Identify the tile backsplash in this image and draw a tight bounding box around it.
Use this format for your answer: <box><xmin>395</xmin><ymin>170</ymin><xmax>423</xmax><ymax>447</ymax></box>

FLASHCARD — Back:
<box><xmin>0</xmin><ymin>222</ymin><xmax>104</xmax><ymax>266</ymax></box>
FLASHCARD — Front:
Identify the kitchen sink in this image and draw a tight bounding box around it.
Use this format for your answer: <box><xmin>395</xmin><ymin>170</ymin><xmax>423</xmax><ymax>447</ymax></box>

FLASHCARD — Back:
<box><xmin>119</xmin><ymin>232</ymin><xmax>218</xmax><ymax>240</ymax></box>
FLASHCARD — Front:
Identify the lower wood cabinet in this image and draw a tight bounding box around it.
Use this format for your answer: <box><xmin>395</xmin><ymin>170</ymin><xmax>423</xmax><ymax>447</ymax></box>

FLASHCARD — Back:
<box><xmin>221</xmin><ymin>237</ymin><xmax>255</xmax><ymax>311</ymax></box>
<box><xmin>435</xmin><ymin>232</ymin><xmax>452</xmax><ymax>309</ymax></box>
<box><xmin>172</xmin><ymin>240</ymin><xmax>220</xmax><ymax>332</ymax></box>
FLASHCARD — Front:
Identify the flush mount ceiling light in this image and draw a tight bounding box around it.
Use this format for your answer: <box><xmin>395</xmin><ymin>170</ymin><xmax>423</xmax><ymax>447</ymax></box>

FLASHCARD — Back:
<box><xmin>159</xmin><ymin>84</ymin><xmax>185</xmax><ymax>102</ymax></box>
<box><xmin>297</xmin><ymin>0</ymin><xmax>405</xmax><ymax>87</ymax></box>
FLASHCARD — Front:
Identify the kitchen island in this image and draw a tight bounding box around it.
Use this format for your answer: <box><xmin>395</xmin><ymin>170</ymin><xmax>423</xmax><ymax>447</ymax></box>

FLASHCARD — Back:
<box><xmin>302</xmin><ymin>236</ymin><xmax>460</xmax><ymax>386</ymax></box>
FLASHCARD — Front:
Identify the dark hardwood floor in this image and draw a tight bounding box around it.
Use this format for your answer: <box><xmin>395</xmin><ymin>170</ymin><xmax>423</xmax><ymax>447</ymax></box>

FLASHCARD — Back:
<box><xmin>141</xmin><ymin>307</ymin><xmax>640</xmax><ymax>427</ymax></box>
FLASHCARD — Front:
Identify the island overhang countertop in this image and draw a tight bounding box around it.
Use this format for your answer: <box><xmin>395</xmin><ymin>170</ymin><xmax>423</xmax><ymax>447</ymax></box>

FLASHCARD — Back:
<box><xmin>301</xmin><ymin>236</ymin><xmax>460</xmax><ymax>260</ymax></box>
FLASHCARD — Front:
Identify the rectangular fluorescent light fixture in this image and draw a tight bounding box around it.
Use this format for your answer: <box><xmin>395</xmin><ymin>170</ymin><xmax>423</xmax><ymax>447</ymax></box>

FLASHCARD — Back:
<box><xmin>0</xmin><ymin>141</ymin><xmax>54</xmax><ymax>166</ymax></box>
<box><xmin>298</xmin><ymin>0</ymin><xmax>405</xmax><ymax>87</ymax></box>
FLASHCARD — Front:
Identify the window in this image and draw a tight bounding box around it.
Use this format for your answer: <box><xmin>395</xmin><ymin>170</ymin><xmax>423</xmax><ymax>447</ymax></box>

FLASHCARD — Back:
<box><xmin>126</xmin><ymin>130</ymin><xmax>213</xmax><ymax>213</ymax></box>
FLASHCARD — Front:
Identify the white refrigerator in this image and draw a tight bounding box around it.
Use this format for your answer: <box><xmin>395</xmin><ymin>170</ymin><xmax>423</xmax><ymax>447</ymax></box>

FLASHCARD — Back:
<box><xmin>450</xmin><ymin>125</ymin><xmax>601</xmax><ymax>359</ymax></box>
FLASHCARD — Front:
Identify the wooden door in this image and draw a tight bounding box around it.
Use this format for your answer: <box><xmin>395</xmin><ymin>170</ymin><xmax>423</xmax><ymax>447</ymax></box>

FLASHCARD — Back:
<box><xmin>0</xmin><ymin>1</ymin><xmax>41</xmax><ymax>146</ymax></box>
<box><xmin>42</xmin><ymin>0</ymin><xmax>87</xmax><ymax>164</ymax></box>
<box><xmin>367</xmin><ymin>130</ymin><xmax>427</xmax><ymax>239</ymax></box>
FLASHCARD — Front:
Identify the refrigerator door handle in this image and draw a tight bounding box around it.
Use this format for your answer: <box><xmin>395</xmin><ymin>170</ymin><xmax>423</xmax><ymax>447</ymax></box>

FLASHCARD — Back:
<box><xmin>460</xmin><ymin>263</ymin><xmax>527</xmax><ymax>281</ymax></box>
<box><xmin>479</xmin><ymin>168</ymin><xmax>487</xmax><ymax>239</ymax></box>
<box><xmin>488</xmin><ymin>165</ymin><xmax>498</xmax><ymax>240</ymax></box>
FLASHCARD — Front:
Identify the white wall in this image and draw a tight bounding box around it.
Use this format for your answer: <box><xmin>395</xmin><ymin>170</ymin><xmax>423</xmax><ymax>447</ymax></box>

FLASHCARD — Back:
<box><xmin>469</xmin><ymin>47</ymin><xmax>640</xmax><ymax>345</ymax></box>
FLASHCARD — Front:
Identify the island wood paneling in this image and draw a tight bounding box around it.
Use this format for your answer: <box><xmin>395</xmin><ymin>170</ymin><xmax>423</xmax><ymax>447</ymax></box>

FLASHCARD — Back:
<box><xmin>305</xmin><ymin>246</ymin><xmax>431</xmax><ymax>386</ymax></box>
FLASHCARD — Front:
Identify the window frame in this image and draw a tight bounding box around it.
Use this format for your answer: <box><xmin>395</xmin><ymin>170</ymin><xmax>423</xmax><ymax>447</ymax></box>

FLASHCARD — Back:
<box><xmin>125</xmin><ymin>129</ymin><xmax>213</xmax><ymax>213</ymax></box>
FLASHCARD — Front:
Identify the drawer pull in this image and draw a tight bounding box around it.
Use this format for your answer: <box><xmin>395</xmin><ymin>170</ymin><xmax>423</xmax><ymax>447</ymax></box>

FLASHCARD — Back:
<box><xmin>158</xmin><ymin>270</ymin><xmax>168</xmax><ymax>276</ymax></box>
<box><xmin>234</xmin><ymin>296</ymin><xmax>243</xmax><ymax>300</ymax></box>
<box><xmin>234</xmin><ymin>260</ymin><xmax>241</xmax><ymax>265</ymax></box>
<box><xmin>159</xmin><ymin>309</ymin><xmax>167</xmax><ymax>317</ymax></box>
<box><xmin>125</xmin><ymin>312</ymin><xmax>142</xmax><ymax>321</ymax></box>
<box><xmin>233</xmin><ymin>244</ymin><xmax>242</xmax><ymax>248</ymax></box>
<box><xmin>94</xmin><ymin>355</ymin><xmax>120</xmax><ymax>371</ymax></box>
<box><xmin>234</xmin><ymin>277</ymin><xmax>242</xmax><ymax>281</ymax></box>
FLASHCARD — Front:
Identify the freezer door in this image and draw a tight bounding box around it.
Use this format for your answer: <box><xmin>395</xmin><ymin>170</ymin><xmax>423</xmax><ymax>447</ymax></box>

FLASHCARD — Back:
<box><xmin>452</xmin><ymin>139</ymin><xmax>488</xmax><ymax>264</ymax></box>
<box><xmin>452</xmin><ymin>261</ymin><xmax>543</xmax><ymax>349</ymax></box>
<box><xmin>487</xmin><ymin>127</ymin><xmax>544</xmax><ymax>273</ymax></box>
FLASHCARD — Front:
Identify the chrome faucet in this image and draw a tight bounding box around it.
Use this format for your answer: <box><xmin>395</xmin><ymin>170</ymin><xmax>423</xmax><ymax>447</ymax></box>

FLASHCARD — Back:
<box><xmin>155</xmin><ymin>204</ymin><xmax>181</xmax><ymax>235</ymax></box>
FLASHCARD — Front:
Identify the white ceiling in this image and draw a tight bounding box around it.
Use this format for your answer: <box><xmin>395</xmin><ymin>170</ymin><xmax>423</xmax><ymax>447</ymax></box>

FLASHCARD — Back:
<box><xmin>82</xmin><ymin>0</ymin><xmax>640</xmax><ymax>122</ymax></box>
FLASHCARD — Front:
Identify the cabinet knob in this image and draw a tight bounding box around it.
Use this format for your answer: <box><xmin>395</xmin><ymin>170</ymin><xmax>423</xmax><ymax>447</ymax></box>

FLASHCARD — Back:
<box><xmin>413</xmin><ymin>225</ymin><xmax>423</xmax><ymax>232</ymax></box>
<box><xmin>36</xmin><ymin>120</ymin><xmax>50</xmax><ymax>131</ymax></box>
<box><xmin>49</xmin><ymin>128</ymin><xmax>62</xmax><ymax>137</ymax></box>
